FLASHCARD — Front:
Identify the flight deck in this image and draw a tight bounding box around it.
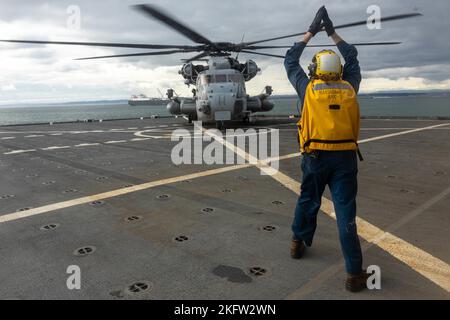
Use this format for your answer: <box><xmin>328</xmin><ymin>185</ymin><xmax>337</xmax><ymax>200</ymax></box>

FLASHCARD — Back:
<box><xmin>0</xmin><ymin>116</ymin><xmax>449</xmax><ymax>299</ymax></box>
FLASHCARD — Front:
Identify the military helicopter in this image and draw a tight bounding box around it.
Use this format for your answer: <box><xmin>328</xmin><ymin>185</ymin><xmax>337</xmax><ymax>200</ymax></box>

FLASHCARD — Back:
<box><xmin>1</xmin><ymin>4</ymin><xmax>421</xmax><ymax>129</ymax></box>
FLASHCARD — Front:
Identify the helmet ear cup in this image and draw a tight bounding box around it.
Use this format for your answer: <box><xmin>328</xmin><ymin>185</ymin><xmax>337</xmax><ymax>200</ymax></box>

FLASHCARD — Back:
<box><xmin>308</xmin><ymin>55</ymin><xmax>317</xmax><ymax>78</ymax></box>
<box><xmin>308</xmin><ymin>63</ymin><xmax>317</xmax><ymax>78</ymax></box>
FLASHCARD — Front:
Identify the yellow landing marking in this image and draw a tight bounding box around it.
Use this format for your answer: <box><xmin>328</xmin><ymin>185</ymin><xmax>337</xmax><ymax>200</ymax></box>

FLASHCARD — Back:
<box><xmin>359</xmin><ymin>123</ymin><xmax>450</xmax><ymax>143</ymax></box>
<box><xmin>0</xmin><ymin>163</ymin><xmax>252</xmax><ymax>224</ymax></box>
<box><xmin>41</xmin><ymin>146</ymin><xmax>71</xmax><ymax>151</ymax></box>
<box><xmin>75</xmin><ymin>143</ymin><xmax>100</xmax><ymax>147</ymax></box>
<box><xmin>203</xmin><ymin>126</ymin><xmax>450</xmax><ymax>294</ymax></box>
<box><xmin>4</xmin><ymin>149</ymin><xmax>36</xmax><ymax>155</ymax></box>
<box><xmin>264</xmin><ymin>122</ymin><xmax>450</xmax><ymax>163</ymax></box>
<box><xmin>24</xmin><ymin>135</ymin><xmax>44</xmax><ymax>138</ymax></box>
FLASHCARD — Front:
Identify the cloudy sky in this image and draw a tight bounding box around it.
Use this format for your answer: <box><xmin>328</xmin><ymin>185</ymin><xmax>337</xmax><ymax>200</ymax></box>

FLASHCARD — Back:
<box><xmin>0</xmin><ymin>0</ymin><xmax>449</xmax><ymax>104</ymax></box>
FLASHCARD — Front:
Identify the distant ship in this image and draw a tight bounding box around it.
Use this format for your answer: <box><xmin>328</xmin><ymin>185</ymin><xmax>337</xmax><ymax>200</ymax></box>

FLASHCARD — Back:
<box><xmin>128</xmin><ymin>94</ymin><xmax>167</xmax><ymax>106</ymax></box>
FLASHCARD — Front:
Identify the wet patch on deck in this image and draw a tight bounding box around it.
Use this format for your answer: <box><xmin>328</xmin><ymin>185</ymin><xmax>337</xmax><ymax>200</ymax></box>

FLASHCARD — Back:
<box><xmin>212</xmin><ymin>265</ymin><xmax>253</xmax><ymax>283</ymax></box>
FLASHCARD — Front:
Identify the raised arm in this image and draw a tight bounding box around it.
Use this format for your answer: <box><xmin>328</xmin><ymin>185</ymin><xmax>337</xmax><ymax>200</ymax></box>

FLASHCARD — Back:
<box><xmin>284</xmin><ymin>33</ymin><xmax>312</xmax><ymax>101</ymax></box>
<box><xmin>284</xmin><ymin>6</ymin><xmax>326</xmax><ymax>102</ymax></box>
<box><xmin>323</xmin><ymin>11</ymin><xmax>362</xmax><ymax>93</ymax></box>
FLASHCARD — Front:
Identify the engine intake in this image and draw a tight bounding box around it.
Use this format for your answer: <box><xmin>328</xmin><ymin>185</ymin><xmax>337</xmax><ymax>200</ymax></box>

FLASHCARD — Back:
<box><xmin>179</xmin><ymin>63</ymin><xmax>207</xmax><ymax>85</ymax></box>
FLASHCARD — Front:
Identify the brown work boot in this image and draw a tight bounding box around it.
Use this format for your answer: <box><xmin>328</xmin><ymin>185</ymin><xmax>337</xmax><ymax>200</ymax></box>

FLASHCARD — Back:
<box><xmin>345</xmin><ymin>270</ymin><xmax>370</xmax><ymax>292</ymax></box>
<box><xmin>290</xmin><ymin>239</ymin><xmax>306</xmax><ymax>259</ymax></box>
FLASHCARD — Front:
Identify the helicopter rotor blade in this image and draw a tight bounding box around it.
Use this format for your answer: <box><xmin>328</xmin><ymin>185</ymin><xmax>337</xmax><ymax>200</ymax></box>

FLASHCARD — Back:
<box><xmin>0</xmin><ymin>39</ymin><xmax>199</xmax><ymax>50</ymax></box>
<box><xmin>74</xmin><ymin>49</ymin><xmax>194</xmax><ymax>61</ymax></box>
<box><xmin>183</xmin><ymin>52</ymin><xmax>210</xmax><ymax>63</ymax></box>
<box><xmin>306</xmin><ymin>41</ymin><xmax>402</xmax><ymax>47</ymax></box>
<box><xmin>239</xmin><ymin>50</ymin><xmax>285</xmax><ymax>58</ymax></box>
<box><xmin>244</xmin><ymin>12</ymin><xmax>422</xmax><ymax>45</ymax></box>
<box><xmin>244</xmin><ymin>41</ymin><xmax>402</xmax><ymax>49</ymax></box>
<box><xmin>329</xmin><ymin>12</ymin><xmax>422</xmax><ymax>30</ymax></box>
<box><xmin>133</xmin><ymin>4</ymin><xmax>212</xmax><ymax>45</ymax></box>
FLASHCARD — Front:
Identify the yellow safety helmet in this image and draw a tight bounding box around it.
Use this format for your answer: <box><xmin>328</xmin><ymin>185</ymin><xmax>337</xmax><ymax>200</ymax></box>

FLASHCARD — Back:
<box><xmin>308</xmin><ymin>50</ymin><xmax>343</xmax><ymax>81</ymax></box>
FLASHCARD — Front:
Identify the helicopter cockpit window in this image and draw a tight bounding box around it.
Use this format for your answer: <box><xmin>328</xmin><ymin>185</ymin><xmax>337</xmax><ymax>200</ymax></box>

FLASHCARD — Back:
<box><xmin>200</xmin><ymin>74</ymin><xmax>233</xmax><ymax>84</ymax></box>
<box><xmin>228</xmin><ymin>74</ymin><xmax>242</xmax><ymax>82</ymax></box>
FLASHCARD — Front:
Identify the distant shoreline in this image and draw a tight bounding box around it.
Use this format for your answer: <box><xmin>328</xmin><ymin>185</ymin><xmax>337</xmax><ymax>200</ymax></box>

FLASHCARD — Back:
<box><xmin>1</xmin><ymin>90</ymin><xmax>450</xmax><ymax>108</ymax></box>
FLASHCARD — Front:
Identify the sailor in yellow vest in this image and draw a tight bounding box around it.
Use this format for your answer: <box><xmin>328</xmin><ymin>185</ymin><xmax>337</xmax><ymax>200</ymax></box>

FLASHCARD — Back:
<box><xmin>284</xmin><ymin>6</ymin><xmax>369</xmax><ymax>292</ymax></box>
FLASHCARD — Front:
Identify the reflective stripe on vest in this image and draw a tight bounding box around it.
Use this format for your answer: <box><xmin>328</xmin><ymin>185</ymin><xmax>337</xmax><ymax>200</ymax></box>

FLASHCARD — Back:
<box><xmin>312</xmin><ymin>83</ymin><xmax>354</xmax><ymax>91</ymax></box>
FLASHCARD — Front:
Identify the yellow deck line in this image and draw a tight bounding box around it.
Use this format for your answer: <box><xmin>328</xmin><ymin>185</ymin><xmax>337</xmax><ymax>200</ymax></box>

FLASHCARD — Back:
<box><xmin>0</xmin><ymin>163</ymin><xmax>252</xmax><ymax>223</ymax></box>
<box><xmin>358</xmin><ymin>123</ymin><xmax>450</xmax><ymax>143</ymax></box>
<box><xmin>203</xmin><ymin>126</ymin><xmax>450</xmax><ymax>294</ymax></box>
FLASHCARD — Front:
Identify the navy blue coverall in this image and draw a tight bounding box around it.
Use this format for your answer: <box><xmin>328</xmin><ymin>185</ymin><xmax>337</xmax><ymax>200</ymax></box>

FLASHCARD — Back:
<box><xmin>284</xmin><ymin>41</ymin><xmax>363</xmax><ymax>275</ymax></box>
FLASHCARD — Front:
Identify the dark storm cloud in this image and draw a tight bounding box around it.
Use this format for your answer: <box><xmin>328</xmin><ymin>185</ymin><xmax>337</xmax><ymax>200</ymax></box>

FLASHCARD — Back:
<box><xmin>1</xmin><ymin>0</ymin><xmax>449</xmax><ymax>82</ymax></box>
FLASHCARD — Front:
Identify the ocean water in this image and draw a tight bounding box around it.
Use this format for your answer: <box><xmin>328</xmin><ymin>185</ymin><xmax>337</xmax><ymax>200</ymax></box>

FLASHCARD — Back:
<box><xmin>0</xmin><ymin>96</ymin><xmax>449</xmax><ymax>126</ymax></box>
<box><xmin>266</xmin><ymin>96</ymin><xmax>450</xmax><ymax>118</ymax></box>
